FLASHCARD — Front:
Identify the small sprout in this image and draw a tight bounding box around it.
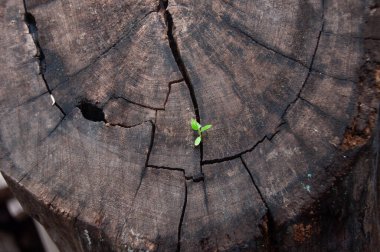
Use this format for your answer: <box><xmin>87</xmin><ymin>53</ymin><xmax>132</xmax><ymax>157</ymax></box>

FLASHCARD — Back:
<box><xmin>201</xmin><ymin>124</ymin><xmax>212</xmax><ymax>132</ymax></box>
<box><xmin>191</xmin><ymin>118</ymin><xmax>201</xmax><ymax>131</ymax></box>
<box><xmin>191</xmin><ymin>118</ymin><xmax>212</xmax><ymax>146</ymax></box>
<box><xmin>194</xmin><ymin>136</ymin><xmax>202</xmax><ymax>146</ymax></box>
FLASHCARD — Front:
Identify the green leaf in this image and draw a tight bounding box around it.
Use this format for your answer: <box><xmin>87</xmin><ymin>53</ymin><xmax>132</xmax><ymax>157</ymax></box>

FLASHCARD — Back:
<box><xmin>201</xmin><ymin>124</ymin><xmax>212</xmax><ymax>132</ymax></box>
<box><xmin>191</xmin><ymin>118</ymin><xmax>200</xmax><ymax>131</ymax></box>
<box><xmin>194</xmin><ymin>136</ymin><xmax>202</xmax><ymax>146</ymax></box>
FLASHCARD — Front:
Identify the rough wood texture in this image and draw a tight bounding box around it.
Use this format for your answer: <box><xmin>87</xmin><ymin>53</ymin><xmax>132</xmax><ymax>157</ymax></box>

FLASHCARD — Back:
<box><xmin>180</xmin><ymin>159</ymin><xmax>268</xmax><ymax>251</ymax></box>
<box><xmin>1</xmin><ymin>0</ymin><xmax>379</xmax><ymax>251</ymax></box>
<box><xmin>149</xmin><ymin>82</ymin><xmax>200</xmax><ymax>178</ymax></box>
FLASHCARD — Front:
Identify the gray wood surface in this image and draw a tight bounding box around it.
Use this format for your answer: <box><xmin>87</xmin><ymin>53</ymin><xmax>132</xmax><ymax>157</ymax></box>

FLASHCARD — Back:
<box><xmin>0</xmin><ymin>0</ymin><xmax>379</xmax><ymax>251</ymax></box>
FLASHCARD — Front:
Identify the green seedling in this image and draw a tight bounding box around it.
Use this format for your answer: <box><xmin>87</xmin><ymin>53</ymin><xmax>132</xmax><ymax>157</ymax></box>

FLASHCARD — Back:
<box><xmin>191</xmin><ymin>118</ymin><xmax>212</xmax><ymax>146</ymax></box>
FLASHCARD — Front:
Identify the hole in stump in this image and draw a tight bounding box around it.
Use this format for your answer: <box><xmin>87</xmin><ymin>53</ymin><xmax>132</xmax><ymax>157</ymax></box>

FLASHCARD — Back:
<box><xmin>78</xmin><ymin>102</ymin><xmax>105</xmax><ymax>122</ymax></box>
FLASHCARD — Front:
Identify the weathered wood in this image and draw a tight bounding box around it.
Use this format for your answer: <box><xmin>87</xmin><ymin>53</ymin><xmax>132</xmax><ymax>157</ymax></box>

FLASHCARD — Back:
<box><xmin>149</xmin><ymin>82</ymin><xmax>200</xmax><ymax>178</ymax></box>
<box><xmin>169</xmin><ymin>0</ymin><xmax>309</xmax><ymax>160</ymax></box>
<box><xmin>103</xmin><ymin>98</ymin><xmax>156</xmax><ymax>127</ymax></box>
<box><xmin>180</xmin><ymin>159</ymin><xmax>268</xmax><ymax>251</ymax></box>
<box><xmin>25</xmin><ymin>0</ymin><xmax>161</xmax><ymax>90</ymax></box>
<box><xmin>0</xmin><ymin>0</ymin><xmax>379</xmax><ymax>251</ymax></box>
<box><xmin>50</xmin><ymin>10</ymin><xmax>182</xmax><ymax>112</ymax></box>
<box><xmin>120</xmin><ymin>168</ymin><xmax>185</xmax><ymax>251</ymax></box>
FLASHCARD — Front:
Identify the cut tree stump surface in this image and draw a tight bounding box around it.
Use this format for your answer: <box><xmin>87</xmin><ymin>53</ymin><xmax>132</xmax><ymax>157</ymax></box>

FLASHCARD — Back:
<box><xmin>1</xmin><ymin>0</ymin><xmax>379</xmax><ymax>251</ymax></box>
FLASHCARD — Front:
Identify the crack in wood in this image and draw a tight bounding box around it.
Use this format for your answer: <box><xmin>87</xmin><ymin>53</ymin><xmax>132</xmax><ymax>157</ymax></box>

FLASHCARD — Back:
<box><xmin>47</xmin><ymin>194</ymin><xmax>58</xmax><ymax>208</ymax></box>
<box><xmin>148</xmin><ymin>165</ymin><xmax>204</xmax><ymax>181</ymax></box>
<box><xmin>140</xmin><ymin>161</ymin><xmax>190</xmax><ymax>252</ymax></box>
<box><xmin>50</xmin><ymin>10</ymin><xmax>159</xmax><ymax>93</ymax></box>
<box><xmin>157</xmin><ymin>0</ymin><xmax>208</xmax><ymax>185</ymax></box>
<box><xmin>149</xmin><ymin>165</ymin><xmax>186</xmax><ymax>175</ymax></box>
<box><xmin>298</xmin><ymin>96</ymin><xmax>349</xmax><ymax>125</ymax></box>
<box><xmin>161</xmin><ymin>0</ymin><xmax>205</xmax><ymax>181</ymax></box>
<box><xmin>229</xmin><ymin>23</ymin><xmax>308</xmax><ymax>68</ymax></box>
<box><xmin>106</xmin><ymin>96</ymin><xmax>163</xmax><ymax>111</ymax></box>
<box><xmin>278</xmin><ymin>0</ymin><xmax>325</xmax><ymax>127</ymax></box>
<box><xmin>164</xmin><ymin>0</ymin><xmax>328</xmax><ymax>166</ymax></box>
<box><xmin>17</xmin><ymin>172</ymin><xmax>29</xmax><ymax>184</ymax></box>
<box><xmin>44</xmin><ymin>116</ymin><xmax>66</xmax><ymax>139</ymax></box>
<box><xmin>4</xmin><ymin>0</ymin><xmax>376</xmax><ymax>250</ymax></box>
<box><xmin>122</xmin><ymin>163</ymin><xmax>188</xmax><ymax>251</ymax></box>
<box><xmin>202</xmin><ymin>128</ymin><xmax>282</xmax><ymax>165</ymax></box>
<box><xmin>163</xmin><ymin>8</ymin><xmax>200</xmax><ymax>122</ymax></box>
<box><xmin>134</xmin><ymin>121</ymin><xmax>156</xmax><ymax>201</ymax></box>
<box><xmin>234</xmin><ymin>24</ymin><xmax>353</xmax><ymax>82</ymax></box>
<box><xmin>101</xmin><ymin>78</ymin><xmax>184</xmax><ymax>115</ymax></box>
<box><xmin>230</xmin><ymin>32</ymin><xmax>350</xmax><ymax>84</ymax></box>
<box><xmin>177</xmin><ymin>178</ymin><xmax>187</xmax><ymax>252</ymax></box>
<box><xmin>106</xmin><ymin>120</ymin><xmax>153</xmax><ymax>129</ymax></box>
<box><xmin>226</xmin><ymin>6</ymin><xmax>349</xmax><ymax>84</ymax></box>
<box><xmin>310</xmin><ymin>70</ymin><xmax>356</xmax><ymax>82</ymax></box>
<box><xmin>114</xmin><ymin>122</ymin><xmax>158</xmax><ymax>248</ymax></box>
<box><xmin>12</xmin><ymin>91</ymin><xmax>49</xmax><ymax>110</ymax></box>
<box><xmin>75</xmin><ymin>99</ymin><xmax>156</xmax><ymax>131</ymax></box>
<box><xmin>162</xmin><ymin>79</ymin><xmax>185</xmax><ymax>109</ymax></box>
<box><xmin>154</xmin><ymin>110</ymin><xmax>158</xmax><ymax>125</ymax></box>
<box><xmin>240</xmin><ymin>156</ymin><xmax>276</xmax><ymax>250</ymax></box>
<box><xmin>23</xmin><ymin>1</ymin><xmax>66</xmax><ymax>117</ymax></box>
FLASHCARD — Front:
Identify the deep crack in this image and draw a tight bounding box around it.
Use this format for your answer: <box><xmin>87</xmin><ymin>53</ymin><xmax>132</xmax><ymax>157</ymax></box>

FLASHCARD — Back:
<box><xmin>177</xmin><ymin>177</ymin><xmax>187</xmax><ymax>252</ymax></box>
<box><xmin>23</xmin><ymin>2</ymin><xmax>66</xmax><ymax>117</ymax></box>
<box><xmin>134</xmin><ymin>121</ymin><xmax>156</xmax><ymax>200</ymax></box>
<box><xmin>163</xmin><ymin>10</ymin><xmax>200</xmax><ymax>122</ymax></box>
<box><xmin>202</xmin><ymin>129</ymin><xmax>282</xmax><ymax>165</ymax></box>
<box><xmin>161</xmin><ymin>0</ymin><xmax>326</xmax><ymax>166</ymax></box>
<box><xmin>161</xmin><ymin>0</ymin><xmax>204</xmax><ymax>173</ymax></box>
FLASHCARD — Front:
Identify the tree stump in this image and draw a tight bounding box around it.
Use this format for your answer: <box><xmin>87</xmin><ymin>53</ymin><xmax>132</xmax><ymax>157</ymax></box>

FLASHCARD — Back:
<box><xmin>1</xmin><ymin>0</ymin><xmax>379</xmax><ymax>251</ymax></box>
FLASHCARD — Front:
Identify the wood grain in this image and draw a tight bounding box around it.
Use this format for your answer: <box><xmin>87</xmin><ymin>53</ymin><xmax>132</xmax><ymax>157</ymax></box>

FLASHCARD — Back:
<box><xmin>180</xmin><ymin>159</ymin><xmax>267</xmax><ymax>251</ymax></box>
<box><xmin>149</xmin><ymin>82</ymin><xmax>200</xmax><ymax>178</ymax></box>
<box><xmin>0</xmin><ymin>0</ymin><xmax>379</xmax><ymax>251</ymax></box>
